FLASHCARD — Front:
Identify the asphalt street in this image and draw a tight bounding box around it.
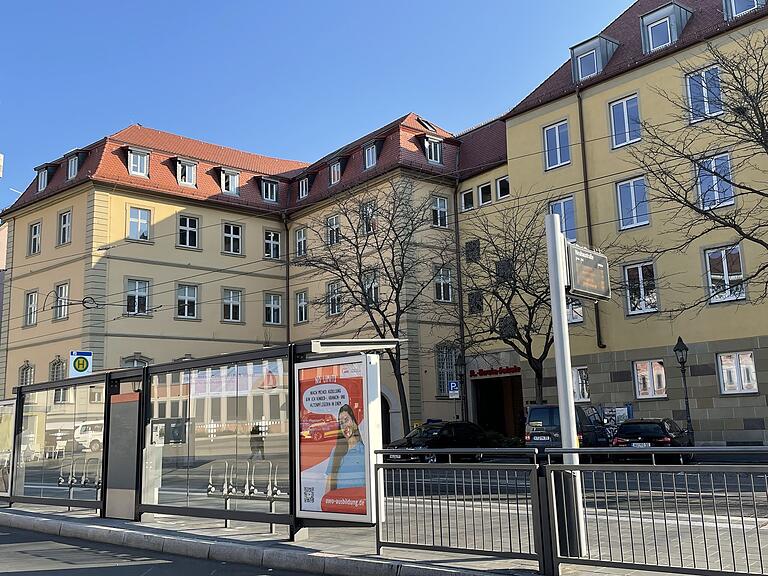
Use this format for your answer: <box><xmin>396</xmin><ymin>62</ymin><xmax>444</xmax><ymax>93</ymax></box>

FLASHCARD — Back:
<box><xmin>0</xmin><ymin>525</ymin><xmax>311</xmax><ymax>575</ymax></box>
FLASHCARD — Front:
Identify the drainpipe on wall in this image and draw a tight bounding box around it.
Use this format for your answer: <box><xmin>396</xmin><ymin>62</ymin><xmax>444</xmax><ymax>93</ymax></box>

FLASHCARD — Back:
<box><xmin>576</xmin><ymin>86</ymin><xmax>607</xmax><ymax>349</ymax></box>
<box><xmin>282</xmin><ymin>214</ymin><xmax>291</xmax><ymax>345</ymax></box>
<box><xmin>452</xmin><ymin>179</ymin><xmax>469</xmax><ymax>421</ymax></box>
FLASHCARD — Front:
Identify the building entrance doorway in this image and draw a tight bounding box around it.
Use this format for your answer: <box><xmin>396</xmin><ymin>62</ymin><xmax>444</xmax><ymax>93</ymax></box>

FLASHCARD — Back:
<box><xmin>473</xmin><ymin>375</ymin><xmax>525</xmax><ymax>440</ymax></box>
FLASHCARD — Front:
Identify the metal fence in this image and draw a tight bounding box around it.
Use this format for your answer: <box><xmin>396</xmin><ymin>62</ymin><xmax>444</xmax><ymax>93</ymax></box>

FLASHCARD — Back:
<box><xmin>547</xmin><ymin>447</ymin><xmax>768</xmax><ymax>576</ymax></box>
<box><xmin>375</xmin><ymin>448</ymin><xmax>544</xmax><ymax>568</ymax></box>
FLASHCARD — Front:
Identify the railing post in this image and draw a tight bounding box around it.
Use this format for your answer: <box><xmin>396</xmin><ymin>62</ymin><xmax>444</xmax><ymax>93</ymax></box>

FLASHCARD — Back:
<box><xmin>534</xmin><ymin>459</ymin><xmax>557</xmax><ymax>575</ymax></box>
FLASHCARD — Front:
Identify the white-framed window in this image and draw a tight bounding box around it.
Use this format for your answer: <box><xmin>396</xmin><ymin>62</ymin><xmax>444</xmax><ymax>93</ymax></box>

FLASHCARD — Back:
<box><xmin>67</xmin><ymin>156</ymin><xmax>78</xmax><ymax>180</ymax></box>
<box><xmin>567</xmin><ymin>298</ymin><xmax>583</xmax><ymax>324</ymax></box>
<box><xmin>461</xmin><ymin>190</ymin><xmax>474</xmax><ymax>211</ymax></box>
<box><xmin>718</xmin><ymin>351</ymin><xmax>758</xmax><ymax>394</ymax></box>
<box><xmin>221</xmin><ymin>169</ymin><xmax>239</xmax><ymax>195</ymax></box>
<box><xmin>478</xmin><ymin>183</ymin><xmax>492</xmax><ymax>206</ymax></box>
<box><xmin>549</xmin><ymin>196</ymin><xmax>576</xmax><ymax>242</ymax></box>
<box><xmin>128</xmin><ymin>207</ymin><xmax>150</xmax><ymax>241</ymax></box>
<box><xmin>544</xmin><ymin>120</ymin><xmax>570</xmax><ymax>170</ymax></box>
<box><xmin>177</xmin><ymin>160</ymin><xmax>196</xmax><ymax>186</ymax></box>
<box><xmin>128</xmin><ymin>149</ymin><xmax>149</xmax><ymax>177</ymax></box>
<box><xmin>25</xmin><ymin>291</ymin><xmax>38</xmax><ymax>326</ymax></box>
<box><xmin>432</xmin><ymin>196</ymin><xmax>448</xmax><ymax>228</ymax></box>
<box><xmin>58</xmin><ymin>210</ymin><xmax>72</xmax><ymax>245</ymax></box>
<box><xmin>53</xmin><ymin>387</ymin><xmax>70</xmax><ymax>404</ymax></box>
<box><xmin>54</xmin><ymin>282</ymin><xmax>69</xmax><ymax>320</ymax></box>
<box><xmin>126</xmin><ymin>279</ymin><xmax>149</xmax><ymax>315</ymax></box>
<box><xmin>687</xmin><ymin>66</ymin><xmax>723</xmax><ymax>122</ymax></box>
<box><xmin>573</xmin><ymin>367</ymin><xmax>590</xmax><ymax>402</ymax></box>
<box><xmin>328</xmin><ymin>282</ymin><xmax>342</xmax><ymax>316</ymax></box>
<box><xmin>363</xmin><ymin>270</ymin><xmax>379</xmax><ymax>305</ymax></box>
<box><xmin>496</xmin><ymin>176</ymin><xmax>510</xmax><ymax>199</ymax></box>
<box><xmin>298</xmin><ymin>177</ymin><xmax>309</xmax><ymax>199</ymax></box>
<box><xmin>37</xmin><ymin>169</ymin><xmax>48</xmax><ymax>192</ymax></box>
<box><xmin>425</xmin><ymin>138</ymin><xmax>443</xmax><ymax>164</ymax></box>
<box><xmin>223</xmin><ymin>223</ymin><xmax>242</xmax><ymax>255</ymax></box>
<box><xmin>436</xmin><ymin>345</ymin><xmax>458</xmax><ymax>397</ymax></box>
<box><xmin>610</xmin><ymin>95</ymin><xmax>641</xmax><ymax>148</ymax></box>
<box><xmin>177</xmin><ymin>284</ymin><xmax>198</xmax><ymax>319</ymax></box>
<box><xmin>264</xmin><ymin>231</ymin><xmax>281</xmax><ymax>259</ymax></box>
<box><xmin>706</xmin><ymin>245</ymin><xmax>745</xmax><ymax>302</ymax></box>
<box><xmin>625</xmin><ymin>262</ymin><xmax>658</xmax><ymax>314</ymax></box>
<box><xmin>261</xmin><ymin>179</ymin><xmax>278</xmax><ymax>202</ymax></box>
<box><xmin>20</xmin><ymin>363</ymin><xmax>34</xmax><ymax>387</ymax></box>
<box><xmin>617</xmin><ymin>177</ymin><xmax>649</xmax><ymax>229</ymax></box>
<box><xmin>178</xmin><ymin>215</ymin><xmax>199</xmax><ymax>248</ymax></box>
<box><xmin>731</xmin><ymin>0</ymin><xmax>759</xmax><ymax>17</ymax></box>
<box><xmin>28</xmin><ymin>222</ymin><xmax>41</xmax><ymax>255</ymax></box>
<box><xmin>295</xmin><ymin>227</ymin><xmax>307</xmax><ymax>257</ymax></box>
<box><xmin>364</xmin><ymin>144</ymin><xmax>377</xmax><ymax>169</ymax></box>
<box><xmin>697</xmin><ymin>153</ymin><xmax>734</xmax><ymax>209</ymax></box>
<box><xmin>264</xmin><ymin>294</ymin><xmax>281</xmax><ymax>324</ymax></box>
<box><xmin>296</xmin><ymin>290</ymin><xmax>308</xmax><ymax>323</ymax></box>
<box><xmin>577</xmin><ymin>50</ymin><xmax>598</xmax><ymax>81</ymax></box>
<box><xmin>648</xmin><ymin>17</ymin><xmax>672</xmax><ymax>51</ymax></box>
<box><xmin>49</xmin><ymin>358</ymin><xmax>66</xmax><ymax>382</ymax></box>
<box><xmin>634</xmin><ymin>359</ymin><xmax>666</xmax><ymax>399</ymax></box>
<box><xmin>434</xmin><ymin>267</ymin><xmax>452</xmax><ymax>302</ymax></box>
<box><xmin>327</xmin><ymin>215</ymin><xmax>341</xmax><ymax>245</ymax></box>
<box><xmin>330</xmin><ymin>161</ymin><xmax>342</xmax><ymax>185</ymax></box>
<box><xmin>362</xmin><ymin>201</ymin><xmax>376</xmax><ymax>235</ymax></box>
<box><xmin>222</xmin><ymin>289</ymin><xmax>241</xmax><ymax>322</ymax></box>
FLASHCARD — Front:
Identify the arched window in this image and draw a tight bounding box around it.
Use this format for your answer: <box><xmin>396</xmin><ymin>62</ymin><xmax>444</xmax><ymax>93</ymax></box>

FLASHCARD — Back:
<box><xmin>49</xmin><ymin>355</ymin><xmax>66</xmax><ymax>381</ymax></box>
<box><xmin>19</xmin><ymin>361</ymin><xmax>35</xmax><ymax>387</ymax></box>
<box><xmin>121</xmin><ymin>353</ymin><xmax>153</xmax><ymax>368</ymax></box>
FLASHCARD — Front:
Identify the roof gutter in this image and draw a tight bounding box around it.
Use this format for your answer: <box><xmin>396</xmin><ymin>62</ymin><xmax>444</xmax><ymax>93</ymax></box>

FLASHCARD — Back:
<box><xmin>576</xmin><ymin>85</ymin><xmax>607</xmax><ymax>350</ymax></box>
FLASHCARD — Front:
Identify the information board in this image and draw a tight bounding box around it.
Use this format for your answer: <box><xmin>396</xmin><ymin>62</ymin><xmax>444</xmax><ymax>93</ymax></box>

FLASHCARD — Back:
<box><xmin>566</xmin><ymin>243</ymin><xmax>611</xmax><ymax>301</ymax></box>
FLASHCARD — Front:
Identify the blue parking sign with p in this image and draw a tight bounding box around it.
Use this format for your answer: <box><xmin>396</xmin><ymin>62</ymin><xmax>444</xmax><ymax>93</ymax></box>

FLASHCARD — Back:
<box><xmin>448</xmin><ymin>380</ymin><xmax>460</xmax><ymax>399</ymax></box>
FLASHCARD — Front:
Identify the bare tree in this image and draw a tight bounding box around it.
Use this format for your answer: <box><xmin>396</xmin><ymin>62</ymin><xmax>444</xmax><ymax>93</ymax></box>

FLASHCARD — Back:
<box><xmin>624</xmin><ymin>31</ymin><xmax>768</xmax><ymax>310</ymax></box>
<box><xmin>460</xmin><ymin>199</ymin><xmax>556</xmax><ymax>403</ymax></box>
<box><xmin>296</xmin><ymin>176</ymin><xmax>455</xmax><ymax>434</ymax></box>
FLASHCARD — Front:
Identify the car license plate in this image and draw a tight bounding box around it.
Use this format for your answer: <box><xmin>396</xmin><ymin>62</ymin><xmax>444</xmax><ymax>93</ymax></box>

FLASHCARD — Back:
<box><xmin>632</xmin><ymin>442</ymin><xmax>651</xmax><ymax>448</ymax></box>
<box><xmin>533</xmin><ymin>436</ymin><xmax>548</xmax><ymax>441</ymax></box>
<box><xmin>390</xmin><ymin>454</ymin><xmax>401</xmax><ymax>459</ymax></box>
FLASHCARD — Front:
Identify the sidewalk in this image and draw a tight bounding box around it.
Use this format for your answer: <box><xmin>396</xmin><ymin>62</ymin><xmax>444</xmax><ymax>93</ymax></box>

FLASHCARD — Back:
<box><xmin>0</xmin><ymin>504</ymin><xmax>689</xmax><ymax>576</ymax></box>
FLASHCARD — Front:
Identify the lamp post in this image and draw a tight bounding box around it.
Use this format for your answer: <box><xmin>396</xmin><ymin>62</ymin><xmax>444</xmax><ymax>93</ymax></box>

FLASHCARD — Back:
<box><xmin>673</xmin><ymin>336</ymin><xmax>694</xmax><ymax>444</ymax></box>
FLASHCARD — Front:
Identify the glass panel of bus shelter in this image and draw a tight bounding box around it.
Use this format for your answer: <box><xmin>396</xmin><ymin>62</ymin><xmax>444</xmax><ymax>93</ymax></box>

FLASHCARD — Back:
<box><xmin>70</xmin><ymin>383</ymin><xmax>105</xmax><ymax>501</ymax></box>
<box><xmin>0</xmin><ymin>400</ymin><xmax>15</xmax><ymax>496</ymax></box>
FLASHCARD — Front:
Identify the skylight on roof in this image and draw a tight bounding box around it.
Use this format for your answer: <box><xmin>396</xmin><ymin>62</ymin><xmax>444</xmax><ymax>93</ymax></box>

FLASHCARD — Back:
<box><xmin>417</xmin><ymin>117</ymin><xmax>437</xmax><ymax>132</ymax></box>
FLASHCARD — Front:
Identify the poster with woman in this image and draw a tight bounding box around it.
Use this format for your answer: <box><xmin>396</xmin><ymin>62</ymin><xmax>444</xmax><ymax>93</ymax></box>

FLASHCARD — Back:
<box><xmin>295</xmin><ymin>354</ymin><xmax>380</xmax><ymax>523</ymax></box>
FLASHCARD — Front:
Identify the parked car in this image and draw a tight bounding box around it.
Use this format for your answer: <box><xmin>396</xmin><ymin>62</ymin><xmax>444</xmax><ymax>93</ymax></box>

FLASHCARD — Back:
<box><xmin>73</xmin><ymin>421</ymin><xmax>104</xmax><ymax>452</ymax></box>
<box><xmin>384</xmin><ymin>421</ymin><xmax>492</xmax><ymax>462</ymax></box>
<box><xmin>525</xmin><ymin>404</ymin><xmax>611</xmax><ymax>450</ymax></box>
<box><xmin>612</xmin><ymin>418</ymin><xmax>692</xmax><ymax>453</ymax></box>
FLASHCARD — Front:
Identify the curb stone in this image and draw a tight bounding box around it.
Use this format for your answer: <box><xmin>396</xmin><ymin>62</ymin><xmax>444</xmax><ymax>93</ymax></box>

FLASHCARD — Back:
<box><xmin>263</xmin><ymin>547</ymin><xmax>326</xmax><ymax>573</ymax></box>
<box><xmin>208</xmin><ymin>541</ymin><xmax>264</xmax><ymax>566</ymax></box>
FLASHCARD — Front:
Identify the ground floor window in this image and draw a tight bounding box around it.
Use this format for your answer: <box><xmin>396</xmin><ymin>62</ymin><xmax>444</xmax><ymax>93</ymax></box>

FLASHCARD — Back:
<box><xmin>718</xmin><ymin>351</ymin><xmax>758</xmax><ymax>394</ymax></box>
<box><xmin>634</xmin><ymin>359</ymin><xmax>666</xmax><ymax>399</ymax></box>
<box><xmin>573</xmin><ymin>367</ymin><xmax>589</xmax><ymax>402</ymax></box>
<box><xmin>436</xmin><ymin>345</ymin><xmax>458</xmax><ymax>397</ymax></box>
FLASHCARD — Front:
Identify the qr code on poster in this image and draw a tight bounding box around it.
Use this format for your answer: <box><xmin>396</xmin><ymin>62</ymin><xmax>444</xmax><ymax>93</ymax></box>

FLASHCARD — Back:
<box><xmin>303</xmin><ymin>486</ymin><xmax>315</xmax><ymax>504</ymax></box>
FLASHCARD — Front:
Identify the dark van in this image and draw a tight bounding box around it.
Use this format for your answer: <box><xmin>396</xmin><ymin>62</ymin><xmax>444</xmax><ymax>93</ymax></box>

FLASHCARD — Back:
<box><xmin>525</xmin><ymin>404</ymin><xmax>610</xmax><ymax>449</ymax></box>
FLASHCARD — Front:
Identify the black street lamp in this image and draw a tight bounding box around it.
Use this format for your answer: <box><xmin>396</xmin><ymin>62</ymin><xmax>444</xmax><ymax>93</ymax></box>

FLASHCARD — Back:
<box><xmin>673</xmin><ymin>336</ymin><xmax>694</xmax><ymax>444</ymax></box>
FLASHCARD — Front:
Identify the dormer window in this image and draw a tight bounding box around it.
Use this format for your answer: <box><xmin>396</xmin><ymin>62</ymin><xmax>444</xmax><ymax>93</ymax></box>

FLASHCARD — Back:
<box><xmin>128</xmin><ymin>148</ymin><xmax>149</xmax><ymax>177</ymax></box>
<box><xmin>728</xmin><ymin>0</ymin><xmax>760</xmax><ymax>18</ymax></box>
<box><xmin>298</xmin><ymin>177</ymin><xmax>309</xmax><ymax>199</ymax></box>
<box><xmin>330</xmin><ymin>161</ymin><xmax>341</xmax><ymax>185</ymax></box>
<box><xmin>641</xmin><ymin>3</ymin><xmax>691</xmax><ymax>55</ymax></box>
<box><xmin>67</xmin><ymin>156</ymin><xmax>78</xmax><ymax>180</ymax></box>
<box><xmin>425</xmin><ymin>138</ymin><xmax>443</xmax><ymax>164</ymax></box>
<box><xmin>262</xmin><ymin>179</ymin><xmax>278</xmax><ymax>202</ymax></box>
<box><xmin>37</xmin><ymin>168</ymin><xmax>48</xmax><ymax>192</ymax></box>
<box><xmin>364</xmin><ymin>143</ymin><xmax>377</xmax><ymax>169</ymax></box>
<box><xmin>176</xmin><ymin>159</ymin><xmax>197</xmax><ymax>187</ymax></box>
<box><xmin>577</xmin><ymin>50</ymin><xmax>598</xmax><ymax>80</ymax></box>
<box><xmin>648</xmin><ymin>17</ymin><xmax>671</xmax><ymax>51</ymax></box>
<box><xmin>221</xmin><ymin>169</ymin><xmax>239</xmax><ymax>195</ymax></box>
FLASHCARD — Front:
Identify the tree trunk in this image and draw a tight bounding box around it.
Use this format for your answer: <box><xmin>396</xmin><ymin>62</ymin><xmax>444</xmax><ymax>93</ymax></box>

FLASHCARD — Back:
<box><xmin>388</xmin><ymin>346</ymin><xmax>411</xmax><ymax>437</ymax></box>
<box><xmin>534</xmin><ymin>370</ymin><xmax>544</xmax><ymax>404</ymax></box>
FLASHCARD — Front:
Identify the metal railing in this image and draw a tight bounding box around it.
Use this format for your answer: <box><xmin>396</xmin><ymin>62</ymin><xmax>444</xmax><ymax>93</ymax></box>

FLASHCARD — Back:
<box><xmin>547</xmin><ymin>447</ymin><xmax>768</xmax><ymax>576</ymax></box>
<box><xmin>375</xmin><ymin>448</ymin><xmax>543</xmax><ymax>568</ymax></box>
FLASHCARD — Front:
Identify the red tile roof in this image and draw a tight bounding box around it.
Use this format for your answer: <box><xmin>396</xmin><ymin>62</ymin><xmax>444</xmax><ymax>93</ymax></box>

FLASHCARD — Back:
<box><xmin>456</xmin><ymin>119</ymin><xmax>507</xmax><ymax>180</ymax></box>
<box><xmin>504</xmin><ymin>0</ymin><xmax>768</xmax><ymax>119</ymax></box>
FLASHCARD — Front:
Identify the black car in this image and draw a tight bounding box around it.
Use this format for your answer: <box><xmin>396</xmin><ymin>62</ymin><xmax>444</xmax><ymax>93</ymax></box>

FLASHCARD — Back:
<box><xmin>525</xmin><ymin>404</ymin><xmax>611</xmax><ymax>449</ymax></box>
<box><xmin>384</xmin><ymin>421</ymin><xmax>491</xmax><ymax>462</ymax></box>
<box><xmin>612</xmin><ymin>418</ymin><xmax>692</xmax><ymax>449</ymax></box>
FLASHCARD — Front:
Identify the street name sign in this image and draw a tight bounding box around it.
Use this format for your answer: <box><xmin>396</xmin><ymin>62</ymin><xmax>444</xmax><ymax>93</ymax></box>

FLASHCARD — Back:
<box><xmin>566</xmin><ymin>243</ymin><xmax>611</xmax><ymax>301</ymax></box>
<box><xmin>69</xmin><ymin>350</ymin><xmax>93</xmax><ymax>377</ymax></box>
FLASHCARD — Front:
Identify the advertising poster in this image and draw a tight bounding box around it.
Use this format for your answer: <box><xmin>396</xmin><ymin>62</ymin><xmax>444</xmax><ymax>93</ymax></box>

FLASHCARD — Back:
<box><xmin>295</xmin><ymin>354</ymin><xmax>380</xmax><ymax>523</ymax></box>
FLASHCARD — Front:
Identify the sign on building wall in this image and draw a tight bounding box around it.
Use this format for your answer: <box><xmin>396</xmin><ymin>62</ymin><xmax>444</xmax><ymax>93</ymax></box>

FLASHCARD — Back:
<box><xmin>69</xmin><ymin>351</ymin><xmax>93</xmax><ymax>377</ymax></box>
<box><xmin>567</xmin><ymin>243</ymin><xmax>611</xmax><ymax>301</ymax></box>
<box><xmin>294</xmin><ymin>354</ymin><xmax>381</xmax><ymax>523</ymax></box>
<box><xmin>448</xmin><ymin>381</ymin><xmax>460</xmax><ymax>399</ymax></box>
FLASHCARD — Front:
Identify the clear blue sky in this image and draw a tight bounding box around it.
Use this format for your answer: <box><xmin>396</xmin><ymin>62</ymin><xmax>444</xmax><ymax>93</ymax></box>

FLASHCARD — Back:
<box><xmin>0</xmin><ymin>0</ymin><xmax>634</xmax><ymax>209</ymax></box>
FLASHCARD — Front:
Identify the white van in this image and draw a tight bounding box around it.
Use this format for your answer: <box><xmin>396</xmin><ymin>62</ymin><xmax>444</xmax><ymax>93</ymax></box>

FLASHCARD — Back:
<box><xmin>74</xmin><ymin>422</ymin><xmax>104</xmax><ymax>452</ymax></box>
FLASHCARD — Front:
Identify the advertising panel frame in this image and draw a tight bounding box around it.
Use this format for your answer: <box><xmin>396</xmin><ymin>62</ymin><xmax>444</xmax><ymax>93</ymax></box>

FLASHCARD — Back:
<box><xmin>293</xmin><ymin>353</ymin><xmax>381</xmax><ymax>524</ymax></box>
